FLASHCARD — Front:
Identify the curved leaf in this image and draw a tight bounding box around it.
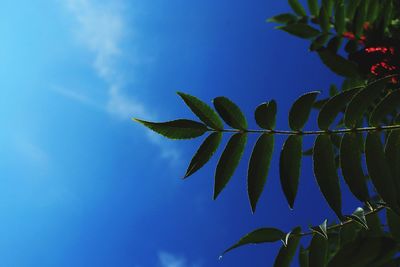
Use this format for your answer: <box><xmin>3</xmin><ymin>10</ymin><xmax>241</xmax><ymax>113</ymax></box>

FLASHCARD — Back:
<box><xmin>134</xmin><ymin>119</ymin><xmax>207</xmax><ymax>139</ymax></box>
<box><xmin>177</xmin><ymin>92</ymin><xmax>223</xmax><ymax>130</ymax></box>
<box><xmin>344</xmin><ymin>78</ymin><xmax>388</xmax><ymax>128</ymax></box>
<box><xmin>248</xmin><ymin>134</ymin><xmax>274</xmax><ymax>212</ymax></box>
<box><xmin>277</xmin><ymin>24</ymin><xmax>320</xmax><ymax>39</ymax></box>
<box><xmin>273</xmin><ymin>227</ymin><xmax>301</xmax><ymax>267</ymax></box>
<box><xmin>347</xmin><ymin>207</ymin><xmax>368</xmax><ymax>229</ymax></box>
<box><xmin>318</xmin><ymin>88</ymin><xmax>359</xmax><ymax>130</ymax></box>
<box><xmin>311</xmin><ymin>219</ymin><xmax>328</xmax><ymax>239</ymax></box>
<box><xmin>307</xmin><ymin>0</ymin><xmax>319</xmax><ymax>17</ymax></box>
<box><xmin>214</xmin><ymin>133</ymin><xmax>247</xmax><ymax>199</ymax></box>
<box><xmin>318</xmin><ymin>48</ymin><xmax>360</xmax><ymax>78</ymax></box>
<box><xmin>255</xmin><ymin>100</ymin><xmax>277</xmax><ymax>129</ymax></box>
<box><xmin>213</xmin><ymin>97</ymin><xmax>247</xmax><ymax>130</ymax></box>
<box><xmin>387</xmin><ymin>209</ymin><xmax>400</xmax><ymax>242</ymax></box>
<box><xmin>370</xmin><ymin>90</ymin><xmax>400</xmax><ymax>126</ymax></box>
<box><xmin>365</xmin><ymin>132</ymin><xmax>400</xmax><ymax>214</ymax></box>
<box><xmin>223</xmin><ymin>228</ymin><xmax>285</xmax><ymax>255</ymax></box>
<box><xmin>289</xmin><ymin>91</ymin><xmax>320</xmax><ymax>130</ymax></box>
<box><xmin>340</xmin><ymin>133</ymin><xmax>370</xmax><ymax>202</ymax></box>
<box><xmin>184</xmin><ymin>132</ymin><xmax>222</xmax><ymax>178</ymax></box>
<box><xmin>327</xmin><ymin>236</ymin><xmax>397</xmax><ymax>267</ymax></box>
<box><xmin>289</xmin><ymin>0</ymin><xmax>307</xmax><ymax>16</ymax></box>
<box><xmin>280</xmin><ymin>135</ymin><xmax>303</xmax><ymax>209</ymax></box>
<box><xmin>313</xmin><ymin>135</ymin><xmax>343</xmax><ymax>219</ymax></box>
<box><xmin>309</xmin><ymin>234</ymin><xmax>328</xmax><ymax>267</ymax></box>
<box><xmin>385</xmin><ymin>130</ymin><xmax>400</xmax><ymax>205</ymax></box>
<box><xmin>267</xmin><ymin>13</ymin><xmax>298</xmax><ymax>24</ymax></box>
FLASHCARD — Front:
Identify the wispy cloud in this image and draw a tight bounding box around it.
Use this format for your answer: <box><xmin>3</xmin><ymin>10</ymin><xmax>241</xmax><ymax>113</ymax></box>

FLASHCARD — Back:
<box><xmin>61</xmin><ymin>0</ymin><xmax>181</xmax><ymax>165</ymax></box>
<box><xmin>158</xmin><ymin>251</ymin><xmax>201</xmax><ymax>267</ymax></box>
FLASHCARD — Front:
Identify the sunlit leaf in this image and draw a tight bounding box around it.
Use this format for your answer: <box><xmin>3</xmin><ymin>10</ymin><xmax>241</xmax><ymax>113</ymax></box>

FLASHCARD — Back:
<box><xmin>318</xmin><ymin>48</ymin><xmax>360</xmax><ymax>78</ymax></box>
<box><xmin>177</xmin><ymin>92</ymin><xmax>224</xmax><ymax>130</ymax></box>
<box><xmin>214</xmin><ymin>133</ymin><xmax>247</xmax><ymax>199</ymax></box>
<box><xmin>134</xmin><ymin>119</ymin><xmax>208</xmax><ymax>139</ymax></box>
<box><xmin>309</xmin><ymin>234</ymin><xmax>328</xmax><ymax>267</ymax></box>
<box><xmin>288</xmin><ymin>0</ymin><xmax>307</xmax><ymax>16</ymax></box>
<box><xmin>223</xmin><ymin>228</ymin><xmax>285</xmax><ymax>255</ymax></box>
<box><xmin>248</xmin><ymin>134</ymin><xmax>274</xmax><ymax>212</ymax></box>
<box><xmin>255</xmin><ymin>100</ymin><xmax>277</xmax><ymax>130</ymax></box>
<box><xmin>277</xmin><ymin>24</ymin><xmax>320</xmax><ymax>39</ymax></box>
<box><xmin>280</xmin><ymin>135</ymin><xmax>302</xmax><ymax>209</ymax></box>
<box><xmin>365</xmin><ymin>132</ymin><xmax>400</xmax><ymax>214</ymax></box>
<box><xmin>289</xmin><ymin>91</ymin><xmax>320</xmax><ymax>130</ymax></box>
<box><xmin>273</xmin><ymin>227</ymin><xmax>301</xmax><ymax>267</ymax></box>
<box><xmin>313</xmin><ymin>135</ymin><xmax>343</xmax><ymax>219</ymax></box>
<box><xmin>340</xmin><ymin>133</ymin><xmax>370</xmax><ymax>202</ymax></box>
<box><xmin>213</xmin><ymin>97</ymin><xmax>247</xmax><ymax>130</ymax></box>
<box><xmin>318</xmin><ymin>88</ymin><xmax>359</xmax><ymax>130</ymax></box>
<box><xmin>184</xmin><ymin>132</ymin><xmax>222</xmax><ymax>178</ymax></box>
<box><xmin>369</xmin><ymin>90</ymin><xmax>400</xmax><ymax>126</ymax></box>
<box><xmin>344</xmin><ymin>78</ymin><xmax>388</xmax><ymax>128</ymax></box>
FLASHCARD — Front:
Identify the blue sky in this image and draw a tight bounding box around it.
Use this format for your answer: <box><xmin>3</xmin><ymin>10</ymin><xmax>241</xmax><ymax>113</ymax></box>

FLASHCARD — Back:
<box><xmin>0</xmin><ymin>0</ymin><xmax>360</xmax><ymax>266</ymax></box>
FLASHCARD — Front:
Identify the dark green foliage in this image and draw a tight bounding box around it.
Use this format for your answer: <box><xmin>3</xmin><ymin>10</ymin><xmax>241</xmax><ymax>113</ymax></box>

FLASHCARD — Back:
<box><xmin>255</xmin><ymin>100</ymin><xmax>277</xmax><ymax>130</ymax></box>
<box><xmin>134</xmin><ymin>119</ymin><xmax>207</xmax><ymax>139</ymax></box>
<box><xmin>267</xmin><ymin>13</ymin><xmax>298</xmax><ymax>24</ymax></box>
<box><xmin>309</xmin><ymin>234</ymin><xmax>328</xmax><ymax>267</ymax></box>
<box><xmin>288</xmin><ymin>0</ymin><xmax>307</xmax><ymax>16</ymax></box>
<box><xmin>307</xmin><ymin>0</ymin><xmax>319</xmax><ymax>17</ymax></box>
<box><xmin>277</xmin><ymin>24</ymin><xmax>321</xmax><ymax>39</ymax></box>
<box><xmin>289</xmin><ymin>91</ymin><xmax>320</xmax><ymax>130</ymax></box>
<box><xmin>213</xmin><ymin>97</ymin><xmax>247</xmax><ymax>130</ymax></box>
<box><xmin>317</xmin><ymin>49</ymin><xmax>360</xmax><ymax>78</ymax></box>
<box><xmin>347</xmin><ymin>207</ymin><xmax>368</xmax><ymax>229</ymax></box>
<box><xmin>385</xmin><ymin>130</ymin><xmax>400</xmax><ymax>205</ymax></box>
<box><xmin>273</xmin><ymin>227</ymin><xmax>302</xmax><ymax>267</ymax></box>
<box><xmin>387</xmin><ymin>209</ymin><xmax>400</xmax><ymax>242</ymax></box>
<box><xmin>370</xmin><ymin>90</ymin><xmax>400</xmax><ymax>126</ymax></box>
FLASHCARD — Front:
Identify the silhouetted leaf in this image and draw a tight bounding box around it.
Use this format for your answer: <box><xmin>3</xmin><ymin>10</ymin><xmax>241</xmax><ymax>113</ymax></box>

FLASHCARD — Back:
<box><xmin>366</xmin><ymin>211</ymin><xmax>383</xmax><ymax>236</ymax></box>
<box><xmin>311</xmin><ymin>219</ymin><xmax>328</xmax><ymax>239</ymax></box>
<box><xmin>214</xmin><ymin>133</ymin><xmax>247</xmax><ymax>199</ymax></box>
<box><xmin>370</xmin><ymin>90</ymin><xmax>400</xmax><ymax>126</ymax></box>
<box><xmin>307</xmin><ymin>0</ymin><xmax>319</xmax><ymax>16</ymax></box>
<box><xmin>289</xmin><ymin>0</ymin><xmax>307</xmax><ymax>16</ymax></box>
<box><xmin>213</xmin><ymin>97</ymin><xmax>247</xmax><ymax>130</ymax></box>
<box><xmin>340</xmin><ymin>133</ymin><xmax>370</xmax><ymax>202</ymax></box>
<box><xmin>273</xmin><ymin>227</ymin><xmax>301</xmax><ymax>267</ymax></box>
<box><xmin>309</xmin><ymin>234</ymin><xmax>328</xmax><ymax>267</ymax></box>
<box><xmin>134</xmin><ymin>119</ymin><xmax>208</xmax><ymax>139</ymax></box>
<box><xmin>347</xmin><ymin>207</ymin><xmax>368</xmax><ymax>229</ymax></box>
<box><xmin>344</xmin><ymin>78</ymin><xmax>388</xmax><ymax>128</ymax></box>
<box><xmin>385</xmin><ymin>130</ymin><xmax>400</xmax><ymax>205</ymax></box>
<box><xmin>318</xmin><ymin>88</ymin><xmax>359</xmax><ymax>130</ymax></box>
<box><xmin>310</xmin><ymin>34</ymin><xmax>330</xmax><ymax>51</ymax></box>
<box><xmin>327</xmin><ymin>236</ymin><xmax>397</xmax><ymax>267</ymax></box>
<box><xmin>334</xmin><ymin>3</ymin><xmax>345</xmax><ymax>34</ymax></box>
<box><xmin>299</xmin><ymin>246</ymin><xmax>309</xmax><ymax>267</ymax></box>
<box><xmin>319</xmin><ymin>7</ymin><xmax>330</xmax><ymax>32</ymax></box>
<box><xmin>223</xmin><ymin>228</ymin><xmax>285</xmax><ymax>255</ymax></box>
<box><xmin>178</xmin><ymin>92</ymin><xmax>224</xmax><ymax>130</ymax></box>
<box><xmin>248</xmin><ymin>134</ymin><xmax>274</xmax><ymax>212</ymax></box>
<box><xmin>340</xmin><ymin>222</ymin><xmax>361</xmax><ymax>246</ymax></box>
<box><xmin>267</xmin><ymin>13</ymin><xmax>298</xmax><ymax>24</ymax></box>
<box><xmin>365</xmin><ymin>132</ymin><xmax>400</xmax><ymax>214</ymax></box>
<box><xmin>277</xmin><ymin>24</ymin><xmax>320</xmax><ymax>39</ymax></box>
<box><xmin>318</xmin><ymin>48</ymin><xmax>360</xmax><ymax>78</ymax></box>
<box><xmin>280</xmin><ymin>135</ymin><xmax>303</xmax><ymax>209</ymax></box>
<box><xmin>184</xmin><ymin>132</ymin><xmax>222</xmax><ymax>178</ymax></box>
<box><xmin>387</xmin><ymin>209</ymin><xmax>400</xmax><ymax>242</ymax></box>
<box><xmin>255</xmin><ymin>100</ymin><xmax>277</xmax><ymax>130</ymax></box>
<box><xmin>327</xmin><ymin>36</ymin><xmax>343</xmax><ymax>53</ymax></box>
<box><xmin>289</xmin><ymin>91</ymin><xmax>320</xmax><ymax>130</ymax></box>
<box><xmin>354</xmin><ymin>0</ymin><xmax>368</xmax><ymax>37</ymax></box>
<box><xmin>313</xmin><ymin>135</ymin><xmax>343</xmax><ymax>219</ymax></box>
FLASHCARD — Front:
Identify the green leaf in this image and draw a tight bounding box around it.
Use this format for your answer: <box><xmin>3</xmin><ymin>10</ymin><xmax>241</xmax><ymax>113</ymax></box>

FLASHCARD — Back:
<box><xmin>365</xmin><ymin>132</ymin><xmax>400</xmax><ymax>214</ymax></box>
<box><xmin>273</xmin><ymin>227</ymin><xmax>301</xmax><ymax>267</ymax></box>
<box><xmin>346</xmin><ymin>0</ymin><xmax>361</xmax><ymax>21</ymax></box>
<box><xmin>354</xmin><ymin>0</ymin><xmax>368</xmax><ymax>37</ymax></box>
<box><xmin>318</xmin><ymin>88</ymin><xmax>359</xmax><ymax>130</ymax></box>
<box><xmin>334</xmin><ymin>3</ymin><xmax>346</xmax><ymax>34</ymax></box>
<box><xmin>134</xmin><ymin>119</ymin><xmax>208</xmax><ymax>139</ymax></box>
<box><xmin>289</xmin><ymin>91</ymin><xmax>320</xmax><ymax>131</ymax></box>
<box><xmin>248</xmin><ymin>134</ymin><xmax>274</xmax><ymax>212</ymax></box>
<box><xmin>310</xmin><ymin>34</ymin><xmax>330</xmax><ymax>51</ymax></box>
<box><xmin>327</xmin><ymin>236</ymin><xmax>397</xmax><ymax>267</ymax></box>
<box><xmin>322</xmin><ymin>0</ymin><xmax>334</xmax><ymax>15</ymax></box>
<box><xmin>255</xmin><ymin>100</ymin><xmax>277</xmax><ymax>130</ymax></box>
<box><xmin>344</xmin><ymin>78</ymin><xmax>388</xmax><ymax>128</ymax></box>
<box><xmin>177</xmin><ymin>92</ymin><xmax>224</xmax><ymax>130</ymax></box>
<box><xmin>366</xmin><ymin>211</ymin><xmax>383</xmax><ymax>236</ymax></box>
<box><xmin>318</xmin><ymin>48</ymin><xmax>360</xmax><ymax>78</ymax></box>
<box><xmin>319</xmin><ymin>7</ymin><xmax>330</xmax><ymax>32</ymax></box>
<box><xmin>367</xmin><ymin>0</ymin><xmax>380</xmax><ymax>23</ymax></box>
<box><xmin>280</xmin><ymin>135</ymin><xmax>303</xmax><ymax>209</ymax></box>
<box><xmin>340</xmin><ymin>133</ymin><xmax>370</xmax><ymax>202</ymax></box>
<box><xmin>223</xmin><ymin>228</ymin><xmax>285</xmax><ymax>255</ymax></box>
<box><xmin>387</xmin><ymin>209</ymin><xmax>400</xmax><ymax>242</ymax></box>
<box><xmin>307</xmin><ymin>0</ymin><xmax>319</xmax><ymax>17</ymax></box>
<box><xmin>184</xmin><ymin>132</ymin><xmax>222</xmax><ymax>178</ymax></box>
<box><xmin>327</xmin><ymin>36</ymin><xmax>343</xmax><ymax>53</ymax></box>
<box><xmin>267</xmin><ymin>13</ymin><xmax>298</xmax><ymax>24</ymax></box>
<box><xmin>382</xmin><ymin>0</ymin><xmax>393</xmax><ymax>31</ymax></box>
<box><xmin>311</xmin><ymin>219</ymin><xmax>328</xmax><ymax>239</ymax></box>
<box><xmin>339</xmin><ymin>222</ymin><xmax>361</xmax><ymax>246</ymax></box>
<box><xmin>385</xmin><ymin>130</ymin><xmax>400</xmax><ymax>205</ymax></box>
<box><xmin>213</xmin><ymin>97</ymin><xmax>247</xmax><ymax>130</ymax></box>
<box><xmin>370</xmin><ymin>90</ymin><xmax>400</xmax><ymax>126</ymax></box>
<box><xmin>313</xmin><ymin>135</ymin><xmax>343</xmax><ymax>219</ymax></box>
<box><xmin>214</xmin><ymin>133</ymin><xmax>247</xmax><ymax>199</ymax></box>
<box><xmin>309</xmin><ymin>234</ymin><xmax>328</xmax><ymax>267</ymax></box>
<box><xmin>288</xmin><ymin>0</ymin><xmax>307</xmax><ymax>16</ymax></box>
<box><xmin>277</xmin><ymin>24</ymin><xmax>320</xmax><ymax>39</ymax></box>
<box><xmin>347</xmin><ymin>207</ymin><xmax>368</xmax><ymax>229</ymax></box>
<box><xmin>299</xmin><ymin>246</ymin><xmax>309</xmax><ymax>267</ymax></box>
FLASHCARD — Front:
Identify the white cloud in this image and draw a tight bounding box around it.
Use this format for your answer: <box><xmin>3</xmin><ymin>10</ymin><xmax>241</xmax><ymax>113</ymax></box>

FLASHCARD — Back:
<box><xmin>62</xmin><ymin>0</ymin><xmax>181</xmax><ymax>164</ymax></box>
<box><xmin>158</xmin><ymin>251</ymin><xmax>201</xmax><ymax>267</ymax></box>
